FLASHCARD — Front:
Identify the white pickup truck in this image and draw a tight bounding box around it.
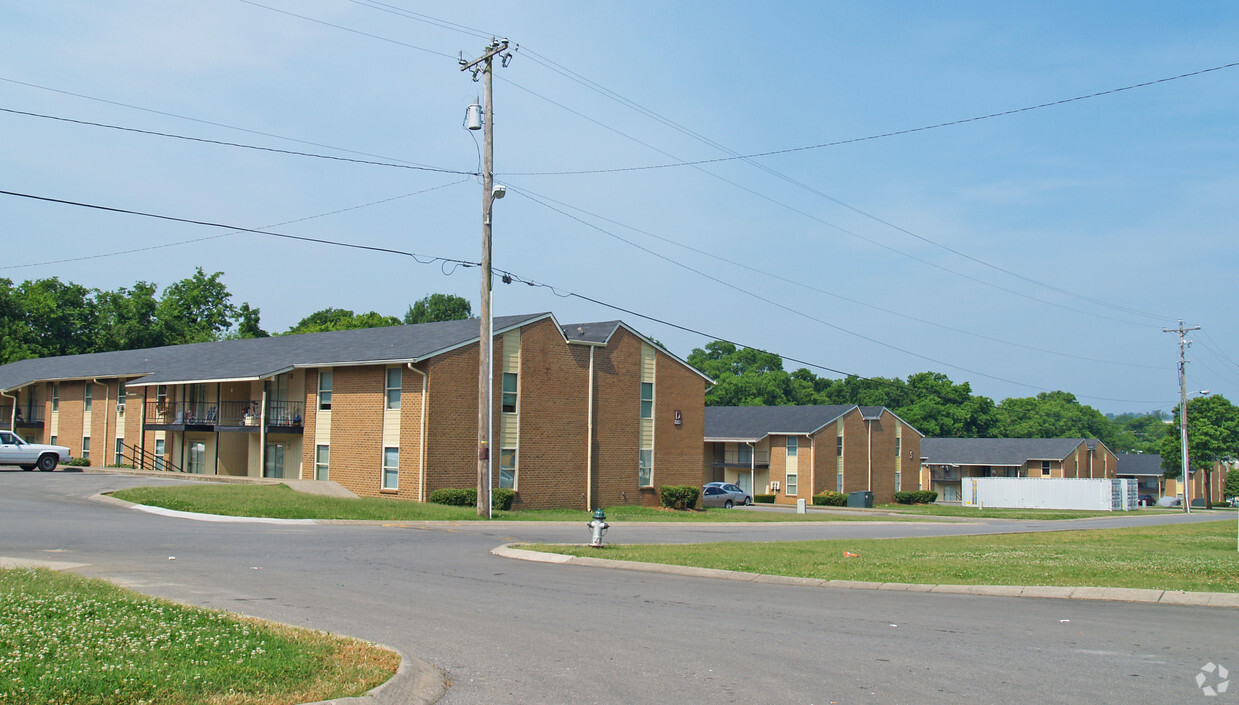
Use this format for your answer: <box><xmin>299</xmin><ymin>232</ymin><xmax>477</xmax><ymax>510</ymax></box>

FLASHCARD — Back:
<box><xmin>0</xmin><ymin>430</ymin><xmax>72</xmax><ymax>471</ymax></box>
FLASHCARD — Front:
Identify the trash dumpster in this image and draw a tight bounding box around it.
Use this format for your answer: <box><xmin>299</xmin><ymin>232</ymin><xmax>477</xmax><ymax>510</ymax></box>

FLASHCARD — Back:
<box><xmin>847</xmin><ymin>491</ymin><xmax>873</xmax><ymax>508</ymax></box>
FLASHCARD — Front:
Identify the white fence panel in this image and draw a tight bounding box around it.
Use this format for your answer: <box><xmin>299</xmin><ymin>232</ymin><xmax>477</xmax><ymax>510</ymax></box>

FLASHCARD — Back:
<box><xmin>961</xmin><ymin>478</ymin><xmax>1132</xmax><ymax>511</ymax></box>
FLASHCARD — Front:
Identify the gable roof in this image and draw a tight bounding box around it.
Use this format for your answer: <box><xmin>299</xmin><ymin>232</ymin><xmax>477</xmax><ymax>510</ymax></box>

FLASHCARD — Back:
<box><xmin>704</xmin><ymin>405</ymin><xmax>856</xmax><ymax>441</ymax></box>
<box><xmin>1116</xmin><ymin>453</ymin><xmax>1165</xmax><ymax>477</ymax></box>
<box><xmin>560</xmin><ymin>320</ymin><xmax>714</xmax><ymax>387</ymax></box>
<box><xmin>921</xmin><ymin>437</ymin><xmax>1088</xmax><ymax>466</ymax></box>
<box><xmin>0</xmin><ymin>313</ymin><xmax>550</xmax><ymax>391</ymax></box>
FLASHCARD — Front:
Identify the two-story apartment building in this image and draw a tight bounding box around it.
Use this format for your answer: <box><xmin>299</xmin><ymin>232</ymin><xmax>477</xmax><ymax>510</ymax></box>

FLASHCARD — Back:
<box><xmin>920</xmin><ymin>437</ymin><xmax>1118</xmax><ymax>502</ymax></box>
<box><xmin>0</xmin><ymin>313</ymin><xmax>711</xmax><ymax>510</ymax></box>
<box><xmin>703</xmin><ymin>405</ymin><xmax>922</xmax><ymax>506</ymax></box>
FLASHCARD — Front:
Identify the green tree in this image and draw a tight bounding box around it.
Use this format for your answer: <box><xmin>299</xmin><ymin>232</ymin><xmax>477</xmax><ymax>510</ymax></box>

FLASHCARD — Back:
<box><xmin>14</xmin><ymin>277</ymin><xmax>98</xmax><ymax>359</ymax></box>
<box><xmin>404</xmin><ymin>294</ymin><xmax>472</xmax><ymax>325</ymax></box>
<box><xmin>286</xmin><ymin>308</ymin><xmax>401</xmax><ymax>335</ymax></box>
<box><xmin>155</xmin><ymin>268</ymin><xmax>236</xmax><ymax>344</ymax></box>
<box><xmin>688</xmin><ymin>341</ymin><xmax>794</xmax><ymax>406</ymax></box>
<box><xmin>95</xmin><ymin>282</ymin><xmax>161</xmax><ymax>351</ymax></box>
<box><xmin>232</xmin><ymin>302</ymin><xmax>269</xmax><ymax>339</ymax></box>
<box><xmin>1157</xmin><ymin>395</ymin><xmax>1239</xmax><ymax>506</ymax></box>
<box><xmin>1224</xmin><ymin>466</ymin><xmax>1239</xmax><ymax>500</ymax></box>
<box><xmin>1107</xmin><ymin>411</ymin><xmax>1169</xmax><ymax>454</ymax></box>
<box><xmin>897</xmin><ymin>372</ymin><xmax>996</xmax><ymax>438</ymax></box>
<box><xmin>994</xmin><ymin>391</ymin><xmax>1116</xmax><ymax>445</ymax></box>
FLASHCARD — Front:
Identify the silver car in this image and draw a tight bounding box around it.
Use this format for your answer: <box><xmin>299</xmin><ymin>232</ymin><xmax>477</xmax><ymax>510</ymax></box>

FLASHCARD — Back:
<box><xmin>0</xmin><ymin>431</ymin><xmax>72</xmax><ymax>471</ymax></box>
<box><xmin>701</xmin><ymin>482</ymin><xmax>752</xmax><ymax>508</ymax></box>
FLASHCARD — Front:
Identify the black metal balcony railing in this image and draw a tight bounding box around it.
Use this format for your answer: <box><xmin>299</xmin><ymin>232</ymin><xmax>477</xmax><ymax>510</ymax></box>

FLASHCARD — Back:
<box><xmin>143</xmin><ymin>400</ymin><xmax>304</xmax><ymax>429</ymax></box>
<box><xmin>712</xmin><ymin>449</ymin><xmax>771</xmax><ymax>467</ymax></box>
<box><xmin>0</xmin><ymin>404</ymin><xmax>45</xmax><ymax>426</ymax></box>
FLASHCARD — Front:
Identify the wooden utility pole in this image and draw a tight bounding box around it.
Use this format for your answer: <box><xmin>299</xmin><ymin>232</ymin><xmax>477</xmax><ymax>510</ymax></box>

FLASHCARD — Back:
<box><xmin>461</xmin><ymin>39</ymin><xmax>511</xmax><ymax>517</ymax></box>
<box><xmin>1164</xmin><ymin>320</ymin><xmax>1200</xmax><ymax>514</ymax></box>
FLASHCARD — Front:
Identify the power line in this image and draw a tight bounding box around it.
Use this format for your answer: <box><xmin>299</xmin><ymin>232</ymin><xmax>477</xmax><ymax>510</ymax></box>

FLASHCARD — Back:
<box><xmin>508</xmin><ymin>183</ymin><xmax>1163</xmax><ymax>371</ymax></box>
<box><xmin>0</xmin><ymin>106</ymin><xmax>475</xmax><ymax>175</ymax></box>
<box><xmin>236</xmin><ymin>0</ymin><xmax>458</xmax><ymax>59</ymax></box>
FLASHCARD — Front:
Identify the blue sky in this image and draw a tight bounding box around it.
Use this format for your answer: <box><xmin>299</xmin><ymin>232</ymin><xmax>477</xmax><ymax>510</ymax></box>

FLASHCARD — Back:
<box><xmin>2</xmin><ymin>1</ymin><xmax>1236</xmax><ymax>414</ymax></box>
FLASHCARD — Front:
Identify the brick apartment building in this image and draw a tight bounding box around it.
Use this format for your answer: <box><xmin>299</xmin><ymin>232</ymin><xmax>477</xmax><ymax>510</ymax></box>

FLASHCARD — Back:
<box><xmin>0</xmin><ymin>313</ymin><xmax>711</xmax><ymax>510</ymax></box>
<box><xmin>920</xmin><ymin>437</ymin><xmax>1119</xmax><ymax>502</ymax></box>
<box><xmin>704</xmin><ymin>405</ymin><xmax>923</xmax><ymax>506</ymax></box>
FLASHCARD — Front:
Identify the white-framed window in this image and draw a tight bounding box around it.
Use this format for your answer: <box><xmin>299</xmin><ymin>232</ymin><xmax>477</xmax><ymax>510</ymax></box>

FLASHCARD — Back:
<box><xmin>318</xmin><ymin>371</ymin><xmax>333</xmax><ymax>411</ymax></box>
<box><xmin>501</xmin><ymin>372</ymin><xmax>518</xmax><ymax>413</ymax></box>
<box><xmin>51</xmin><ymin>383</ymin><xmax>59</xmax><ymax>412</ymax></box>
<box><xmin>50</xmin><ymin>435</ymin><xmax>57</xmax><ymax>446</ymax></box>
<box><xmin>382</xmin><ymin>447</ymin><xmax>399</xmax><ymax>489</ymax></box>
<box><xmin>154</xmin><ymin>439</ymin><xmax>165</xmax><ymax>471</ymax></box>
<box><xmin>787</xmin><ymin>437</ymin><xmax>798</xmax><ymax>457</ymax></box>
<box><xmin>836</xmin><ymin>436</ymin><xmax>844</xmax><ymax>457</ymax></box>
<box><xmin>638</xmin><ymin>449</ymin><xmax>653</xmax><ymax>487</ymax></box>
<box><xmin>737</xmin><ymin>444</ymin><xmax>752</xmax><ymax>465</ymax></box>
<box><xmin>786</xmin><ymin>469</ymin><xmax>798</xmax><ymax>496</ymax></box>
<box><xmin>315</xmin><ymin>445</ymin><xmax>329</xmax><ymax>481</ymax></box>
<box><xmin>640</xmin><ymin>381</ymin><xmax>653</xmax><ymax>419</ymax></box>
<box><xmin>894</xmin><ymin>436</ymin><xmax>901</xmax><ymax>459</ymax></box>
<box><xmin>499</xmin><ymin>448</ymin><xmax>517</xmax><ymax>489</ymax></box>
<box><xmin>156</xmin><ymin>385</ymin><xmax>167</xmax><ymax>406</ymax></box>
<box><xmin>264</xmin><ymin>443</ymin><xmax>285</xmax><ymax>479</ymax></box>
<box><xmin>836</xmin><ymin>470</ymin><xmax>843</xmax><ymax>493</ymax></box>
<box><xmin>895</xmin><ymin>470</ymin><xmax>902</xmax><ymax>491</ymax></box>
<box><xmin>84</xmin><ymin>384</ymin><xmax>92</xmax><ymax>412</ymax></box>
<box><xmin>385</xmin><ymin>367</ymin><xmax>401</xmax><ymax>410</ymax></box>
<box><xmin>81</xmin><ymin>437</ymin><xmax>90</xmax><ymax>460</ymax></box>
<box><xmin>1041</xmin><ymin>460</ymin><xmax>1051</xmax><ymax>477</ymax></box>
<box><xmin>114</xmin><ymin>438</ymin><xmax>124</xmax><ymax>466</ymax></box>
<box><xmin>187</xmin><ymin>441</ymin><xmax>205</xmax><ymax>474</ymax></box>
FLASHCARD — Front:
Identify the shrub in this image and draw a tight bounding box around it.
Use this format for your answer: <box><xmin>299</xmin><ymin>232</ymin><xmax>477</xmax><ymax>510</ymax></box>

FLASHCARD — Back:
<box><xmin>813</xmin><ymin>491</ymin><xmax>846</xmax><ymax>506</ymax></box>
<box><xmin>427</xmin><ymin>488</ymin><xmax>477</xmax><ymax>507</ymax></box>
<box><xmin>1225</xmin><ymin>469</ymin><xmax>1239</xmax><ymax>499</ymax></box>
<box><xmin>754</xmin><ymin>494</ymin><xmax>776</xmax><ymax>504</ymax></box>
<box><xmin>66</xmin><ymin>457</ymin><xmax>91</xmax><ymax>467</ymax></box>
<box><xmin>660</xmin><ymin>485</ymin><xmax>699</xmax><ymax>510</ymax></box>
<box><xmin>915</xmin><ymin>490</ymin><xmax>938</xmax><ymax>504</ymax></box>
<box><xmin>492</xmin><ymin>487</ymin><xmax>517</xmax><ymax>511</ymax></box>
<box><xmin>893</xmin><ymin>491</ymin><xmax>917</xmax><ymax>504</ymax></box>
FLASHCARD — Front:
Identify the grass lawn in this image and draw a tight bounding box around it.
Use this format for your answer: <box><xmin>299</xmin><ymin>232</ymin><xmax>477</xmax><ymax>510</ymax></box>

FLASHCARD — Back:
<box><xmin>109</xmin><ymin>484</ymin><xmax>934</xmax><ymax>523</ymax></box>
<box><xmin>874</xmin><ymin>503</ymin><xmax>1177</xmax><ymax>520</ymax></box>
<box><xmin>530</xmin><ymin>520</ymin><xmax>1239</xmax><ymax>593</ymax></box>
<box><xmin>0</xmin><ymin>568</ymin><xmax>398</xmax><ymax>705</ymax></box>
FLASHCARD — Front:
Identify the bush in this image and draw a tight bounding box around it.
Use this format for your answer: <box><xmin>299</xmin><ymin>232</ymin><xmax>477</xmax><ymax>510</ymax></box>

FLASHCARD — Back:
<box><xmin>659</xmin><ymin>485</ymin><xmax>699</xmax><ymax>510</ymax></box>
<box><xmin>492</xmin><ymin>487</ymin><xmax>516</xmax><ymax>511</ymax></box>
<box><xmin>66</xmin><ymin>457</ymin><xmax>91</xmax><ymax>467</ymax></box>
<box><xmin>894</xmin><ymin>491</ymin><xmax>917</xmax><ymax>504</ymax></box>
<box><xmin>915</xmin><ymin>490</ymin><xmax>938</xmax><ymax>504</ymax></box>
<box><xmin>427</xmin><ymin>488</ymin><xmax>477</xmax><ymax>507</ymax></box>
<box><xmin>813</xmin><ymin>491</ymin><xmax>846</xmax><ymax>506</ymax></box>
<box><xmin>754</xmin><ymin>494</ymin><xmax>776</xmax><ymax>504</ymax></box>
<box><xmin>1225</xmin><ymin>469</ymin><xmax>1239</xmax><ymax>499</ymax></box>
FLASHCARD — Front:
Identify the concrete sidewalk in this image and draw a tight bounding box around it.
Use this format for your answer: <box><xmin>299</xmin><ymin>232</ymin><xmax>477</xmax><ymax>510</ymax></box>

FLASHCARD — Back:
<box><xmin>492</xmin><ymin>544</ymin><xmax>1239</xmax><ymax>609</ymax></box>
<box><xmin>83</xmin><ymin>467</ymin><xmax>358</xmax><ymax>498</ymax></box>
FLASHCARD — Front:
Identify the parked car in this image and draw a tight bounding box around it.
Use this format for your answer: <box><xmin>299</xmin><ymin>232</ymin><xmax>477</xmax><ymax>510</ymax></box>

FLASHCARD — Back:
<box><xmin>1228</xmin><ymin>497</ymin><xmax>1239</xmax><ymax>508</ymax></box>
<box><xmin>1138</xmin><ymin>494</ymin><xmax>1155</xmax><ymax>507</ymax></box>
<box><xmin>0</xmin><ymin>430</ymin><xmax>72</xmax><ymax>471</ymax></box>
<box><xmin>701</xmin><ymin>482</ymin><xmax>751</xmax><ymax>508</ymax></box>
<box><xmin>1155</xmin><ymin>495</ymin><xmax>1181</xmax><ymax>508</ymax></box>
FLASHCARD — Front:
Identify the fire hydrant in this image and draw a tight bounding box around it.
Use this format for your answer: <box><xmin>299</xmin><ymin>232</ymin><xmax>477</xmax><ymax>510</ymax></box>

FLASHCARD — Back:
<box><xmin>587</xmin><ymin>508</ymin><xmax>609</xmax><ymax>548</ymax></box>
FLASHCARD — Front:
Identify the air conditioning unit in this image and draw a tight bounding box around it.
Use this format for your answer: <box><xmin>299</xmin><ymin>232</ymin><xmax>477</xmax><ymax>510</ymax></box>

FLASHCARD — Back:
<box><xmin>116</xmin><ymin>403</ymin><xmax>125</xmax><ymax>414</ymax></box>
<box><xmin>770</xmin><ymin>481</ymin><xmax>781</xmax><ymax>491</ymax></box>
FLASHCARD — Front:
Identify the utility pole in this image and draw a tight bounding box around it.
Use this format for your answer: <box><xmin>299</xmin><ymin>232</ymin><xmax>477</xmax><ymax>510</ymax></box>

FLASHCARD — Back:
<box><xmin>461</xmin><ymin>39</ymin><xmax>512</xmax><ymax>517</ymax></box>
<box><xmin>1164</xmin><ymin>320</ymin><xmax>1200</xmax><ymax>514</ymax></box>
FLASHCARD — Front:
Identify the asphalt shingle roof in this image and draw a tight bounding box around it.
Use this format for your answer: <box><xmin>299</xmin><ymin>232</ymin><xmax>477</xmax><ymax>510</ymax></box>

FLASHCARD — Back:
<box><xmin>704</xmin><ymin>405</ymin><xmax>856</xmax><ymax>440</ymax></box>
<box><xmin>920</xmin><ymin>437</ymin><xmax>1087</xmax><ymax>466</ymax></box>
<box><xmin>1116</xmin><ymin>453</ymin><xmax>1165</xmax><ymax>477</ymax></box>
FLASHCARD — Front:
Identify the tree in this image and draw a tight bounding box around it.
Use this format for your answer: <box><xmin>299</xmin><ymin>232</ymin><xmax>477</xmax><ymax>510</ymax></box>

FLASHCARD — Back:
<box><xmin>1107</xmin><ymin>411</ymin><xmax>1169</xmax><ymax>454</ymax></box>
<box><xmin>993</xmin><ymin>391</ymin><xmax>1116</xmax><ymax>446</ymax></box>
<box><xmin>95</xmin><ymin>282</ymin><xmax>162</xmax><ymax>351</ymax></box>
<box><xmin>404</xmin><ymin>294</ymin><xmax>472</xmax><ymax>325</ymax></box>
<box><xmin>1157</xmin><ymin>395</ymin><xmax>1239</xmax><ymax>506</ymax></box>
<box><xmin>232</xmin><ymin>302</ymin><xmax>269</xmax><ymax>339</ymax></box>
<box><xmin>155</xmin><ymin>267</ymin><xmax>236</xmax><ymax>344</ymax></box>
<box><xmin>286</xmin><ymin>308</ymin><xmax>401</xmax><ymax>335</ymax></box>
<box><xmin>688</xmin><ymin>341</ymin><xmax>795</xmax><ymax>406</ymax></box>
<box><xmin>14</xmin><ymin>277</ymin><xmax>98</xmax><ymax>359</ymax></box>
<box><xmin>1225</xmin><ymin>466</ymin><xmax>1239</xmax><ymax>500</ymax></box>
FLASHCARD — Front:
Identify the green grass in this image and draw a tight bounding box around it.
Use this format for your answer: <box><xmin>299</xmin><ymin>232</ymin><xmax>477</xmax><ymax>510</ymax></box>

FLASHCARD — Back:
<box><xmin>0</xmin><ymin>568</ymin><xmax>398</xmax><ymax>705</ymax></box>
<box><xmin>530</xmin><ymin>520</ymin><xmax>1239</xmax><ymax>593</ymax></box>
<box><xmin>109</xmin><ymin>484</ymin><xmax>934</xmax><ymax>522</ymax></box>
<box><xmin>874</xmin><ymin>503</ymin><xmax>1167</xmax><ymax>520</ymax></box>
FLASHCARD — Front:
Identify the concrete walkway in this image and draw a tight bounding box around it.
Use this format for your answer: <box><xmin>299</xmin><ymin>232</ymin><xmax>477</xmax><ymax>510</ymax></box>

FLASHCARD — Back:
<box><xmin>83</xmin><ymin>467</ymin><xmax>358</xmax><ymax>498</ymax></box>
<box><xmin>491</xmin><ymin>543</ymin><xmax>1239</xmax><ymax>609</ymax></box>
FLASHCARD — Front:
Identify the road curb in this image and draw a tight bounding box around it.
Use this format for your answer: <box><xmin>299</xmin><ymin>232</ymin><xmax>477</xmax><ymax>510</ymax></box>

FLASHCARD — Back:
<box><xmin>303</xmin><ymin>647</ymin><xmax>446</xmax><ymax>705</ymax></box>
<box><xmin>491</xmin><ymin>544</ymin><xmax>1238</xmax><ymax>609</ymax></box>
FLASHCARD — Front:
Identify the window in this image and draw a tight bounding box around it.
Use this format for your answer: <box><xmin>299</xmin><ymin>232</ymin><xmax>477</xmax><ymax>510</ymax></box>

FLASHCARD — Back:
<box><xmin>638</xmin><ymin>449</ymin><xmax>652</xmax><ymax>486</ymax></box>
<box><xmin>787</xmin><ymin>437</ymin><xmax>798</xmax><ymax>457</ymax></box>
<box><xmin>737</xmin><ymin>444</ymin><xmax>752</xmax><ymax>465</ymax></box>
<box><xmin>154</xmin><ymin>439</ymin><xmax>165</xmax><ymax>471</ymax></box>
<box><xmin>318</xmin><ymin>371</ymin><xmax>332</xmax><ymax>410</ymax></box>
<box><xmin>501</xmin><ymin>372</ymin><xmax>518</xmax><ymax>413</ymax></box>
<box><xmin>315</xmin><ymin>445</ymin><xmax>329</xmax><ymax>481</ymax></box>
<box><xmin>895</xmin><ymin>436</ymin><xmax>901</xmax><ymax>458</ymax></box>
<box><xmin>50</xmin><ymin>435</ymin><xmax>57</xmax><ymax>446</ymax></box>
<box><xmin>786</xmin><ymin>469</ymin><xmax>798</xmax><ymax>495</ymax></box>
<box><xmin>836</xmin><ymin>436</ymin><xmax>844</xmax><ymax>457</ymax></box>
<box><xmin>187</xmin><ymin>441</ymin><xmax>205</xmax><ymax>474</ymax></box>
<box><xmin>264</xmin><ymin>444</ymin><xmax>285</xmax><ymax>479</ymax></box>
<box><xmin>386</xmin><ymin>368</ymin><xmax>401</xmax><ymax>410</ymax></box>
<box><xmin>81</xmin><ymin>437</ymin><xmax>90</xmax><ymax>460</ymax></box>
<box><xmin>84</xmin><ymin>384</ymin><xmax>92</xmax><ymax>412</ymax></box>
<box><xmin>51</xmin><ymin>383</ymin><xmax>59</xmax><ymax>411</ymax></box>
<box><xmin>499</xmin><ymin>449</ymin><xmax>517</xmax><ymax>489</ymax></box>
<box><xmin>1041</xmin><ymin>460</ymin><xmax>1051</xmax><ymax>477</ymax></box>
<box><xmin>156</xmin><ymin>385</ymin><xmax>167</xmax><ymax>406</ymax></box>
<box><xmin>114</xmin><ymin>438</ymin><xmax>124</xmax><ymax>466</ymax></box>
<box><xmin>640</xmin><ymin>382</ymin><xmax>653</xmax><ymax>419</ymax></box>
<box><xmin>382</xmin><ymin>447</ymin><xmax>399</xmax><ymax>489</ymax></box>
<box><xmin>836</xmin><ymin>470</ymin><xmax>843</xmax><ymax>493</ymax></box>
<box><xmin>895</xmin><ymin>470</ymin><xmax>902</xmax><ymax>491</ymax></box>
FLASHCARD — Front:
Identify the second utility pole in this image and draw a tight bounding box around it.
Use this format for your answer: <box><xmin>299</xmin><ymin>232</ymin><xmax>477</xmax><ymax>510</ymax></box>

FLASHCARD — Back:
<box><xmin>1164</xmin><ymin>320</ymin><xmax>1200</xmax><ymax>514</ymax></box>
<box><xmin>461</xmin><ymin>39</ymin><xmax>510</xmax><ymax>517</ymax></box>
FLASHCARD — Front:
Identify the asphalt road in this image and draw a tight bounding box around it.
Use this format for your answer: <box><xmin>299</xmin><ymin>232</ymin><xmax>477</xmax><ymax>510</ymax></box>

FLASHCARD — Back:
<box><xmin>1</xmin><ymin>471</ymin><xmax>1235</xmax><ymax>705</ymax></box>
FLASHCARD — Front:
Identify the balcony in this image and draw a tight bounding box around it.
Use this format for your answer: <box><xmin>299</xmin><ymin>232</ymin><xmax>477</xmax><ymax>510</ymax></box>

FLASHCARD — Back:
<box><xmin>0</xmin><ymin>405</ymin><xmax>44</xmax><ymax>430</ymax></box>
<box><xmin>711</xmin><ymin>449</ymin><xmax>770</xmax><ymax>468</ymax></box>
<box><xmin>144</xmin><ymin>400</ymin><xmax>303</xmax><ymax>434</ymax></box>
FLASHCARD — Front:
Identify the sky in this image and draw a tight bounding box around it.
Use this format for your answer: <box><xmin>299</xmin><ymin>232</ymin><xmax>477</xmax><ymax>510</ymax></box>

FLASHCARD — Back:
<box><xmin>1</xmin><ymin>1</ymin><xmax>1237</xmax><ymax>415</ymax></box>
